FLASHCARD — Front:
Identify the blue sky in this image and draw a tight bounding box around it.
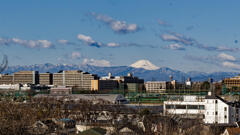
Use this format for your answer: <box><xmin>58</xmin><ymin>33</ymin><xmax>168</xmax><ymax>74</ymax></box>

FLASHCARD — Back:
<box><xmin>1</xmin><ymin>0</ymin><xmax>240</xmax><ymax>72</ymax></box>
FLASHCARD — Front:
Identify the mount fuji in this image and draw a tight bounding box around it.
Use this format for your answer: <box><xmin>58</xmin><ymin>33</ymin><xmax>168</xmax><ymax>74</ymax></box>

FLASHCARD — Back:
<box><xmin>2</xmin><ymin>60</ymin><xmax>239</xmax><ymax>81</ymax></box>
<box><xmin>130</xmin><ymin>59</ymin><xmax>160</xmax><ymax>70</ymax></box>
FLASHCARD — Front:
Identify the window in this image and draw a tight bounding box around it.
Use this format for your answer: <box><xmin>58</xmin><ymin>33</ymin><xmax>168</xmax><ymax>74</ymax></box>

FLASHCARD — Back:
<box><xmin>187</xmin><ymin>105</ymin><xmax>198</xmax><ymax>109</ymax></box>
<box><xmin>215</xmin><ymin>111</ymin><xmax>218</xmax><ymax>115</ymax></box>
<box><xmin>166</xmin><ymin>105</ymin><xmax>175</xmax><ymax>109</ymax></box>
<box><xmin>224</xmin><ymin>107</ymin><xmax>227</xmax><ymax>111</ymax></box>
<box><xmin>215</xmin><ymin>100</ymin><xmax>218</xmax><ymax>104</ymax></box>
<box><xmin>176</xmin><ymin>105</ymin><xmax>186</xmax><ymax>109</ymax></box>
<box><xmin>224</xmin><ymin>115</ymin><xmax>227</xmax><ymax>119</ymax></box>
<box><xmin>199</xmin><ymin>105</ymin><xmax>205</xmax><ymax>110</ymax></box>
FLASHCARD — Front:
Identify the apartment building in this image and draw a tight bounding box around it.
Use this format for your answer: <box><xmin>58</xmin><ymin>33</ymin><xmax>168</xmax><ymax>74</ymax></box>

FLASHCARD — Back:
<box><xmin>0</xmin><ymin>74</ymin><xmax>13</xmax><ymax>84</ymax></box>
<box><xmin>39</xmin><ymin>73</ymin><xmax>53</xmax><ymax>85</ymax></box>
<box><xmin>224</xmin><ymin>76</ymin><xmax>240</xmax><ymax>90</ymax></box>
<box><xmin>53</xmin><ymin>70</ymin><xmax>98</xmax><ymax>90</ymax></box>
<box><xmin>13</xmin><ymin>71</ymin><xmax>39</xmax><ymax>84</ymax></box>
<box><xmin>145</xmin><ymin>81</ymin><xmax>167</xmax><ymax>93</ymax></box>
<box><xmin>163</xmin><ymin>93</ymin><xmax>240</xmax><ymax>125</ymax></box>
<box><xmin>91</xmin><ymin>80</ymin><xmax>118</xmax><ymax>91</ymax></box>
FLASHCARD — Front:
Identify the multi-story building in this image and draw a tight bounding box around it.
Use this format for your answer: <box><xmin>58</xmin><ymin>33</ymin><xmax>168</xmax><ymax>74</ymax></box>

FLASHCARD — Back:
<box><xmin>50</xmin><ymin>86</ymin><xmax>72</xmax><ymax>95</ymax></box>
<box><xmin>224</xmin><ymin>76</ymin><xmax>240</xmax><ymax>90</ymax></box>
<box><xmin>53</xmin><ymin>71</ymin><xmax>64</xmax><ymax>86</ymax></box>
<box><xmin>39</xmin><ymin>73</ymin><xmax>53</xmax><ymax>85</ymax></box>
<box><xmin>13</xmin><ymin>71</ymin><xmax>39</xmax><ymax>84</ymax></box>
<box><xmin>145</xmin><ymin>81</ymin><xmax>167</xmax><ymax>93</ymax></box>
<box><xmin>163</xmin><ymin>93</ymin><xmax>240</xmax><ymax>125</ymax></box>
<box><xmin>126</xmin><ymin>83</ymin><xmax>144</xmax><ymax>93</ymax></box>
<box><xmin>0</xmin><ymin>74</ymin><xmax>14</xmax><ymax>84</ymax></box>
<box><xmin>53</xmin><ymin>70</ymin><xmax>98</xmax><ymax>90</ymax></box>
<box><xmin>99</xmin><ymin>72</ymin><xmax>144</xmax><ymax>92</ymax></box>
<box><xmin>91</xmin><ymin>80</ymin><xmax>118</xmax><ymax>91</ymax></box>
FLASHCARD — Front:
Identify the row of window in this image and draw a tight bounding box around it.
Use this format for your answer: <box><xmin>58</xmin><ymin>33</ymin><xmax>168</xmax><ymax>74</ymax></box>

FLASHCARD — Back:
<box><xmin>166</xmin><ymin>104</ymin><xmax>205</xmax><ymax>110</ymax></box>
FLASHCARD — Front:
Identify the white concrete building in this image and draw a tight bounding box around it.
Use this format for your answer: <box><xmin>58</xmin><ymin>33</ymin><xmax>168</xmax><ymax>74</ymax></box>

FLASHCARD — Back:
<box><xmin>0</xmin><ymin>84</ymin><xmax>20</xmax><ymax>90</ymax></box>
<box><xmin>163</xmin><ymin>93</ymin><xmax>240</xmax><ymax>125</ymax></box>
<box><xmin>145</xmin><ymin>81</ymin><xmax>167</xmax><ymax>93</ymax></box>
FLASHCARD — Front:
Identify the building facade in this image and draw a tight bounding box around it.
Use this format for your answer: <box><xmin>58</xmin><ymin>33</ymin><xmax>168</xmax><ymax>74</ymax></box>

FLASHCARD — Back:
<box><xmin>53</xmin><ymin>70</ymin><xmax>98</xmax><ymax>90</ymax></box>
<box><xmin>13</xmin><ymin>71</ymin><xmax>39</xmax><ymax>84</ymax></box>
<box><xmin>163</xmin><ymin>94</ymin><xmax>240</xmax><ymax>125</ymax></box>
<box><xmin>39</xmin><ymin>73</ymin><xmax>53</xmax><ymax>85</ymax></box>
<box><xmin>50</xmin><ymin>86</ymin><xmax>72</xmax><ymax>95</ymax></box>
<box><xmin>145</xmin><ymin>81</ymin><xmax>167</xmax><ymax>93</ymax></box>
<box><xmin>224</xmin><ymin>76</ymin><xmax>240</xmax><ymax>90</ymax></box>
<box><xmin>91</xmin><ymin>80</ymin><xmax>118</xmax><ymax>91</ymax></box>
<box><xmin>0</xmin><ymin>74</ymin><xmax>13</xmax><ymax>84</ymax></box>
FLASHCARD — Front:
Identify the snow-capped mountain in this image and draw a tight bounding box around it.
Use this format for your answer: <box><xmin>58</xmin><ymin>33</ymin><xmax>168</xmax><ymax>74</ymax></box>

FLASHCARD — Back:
<box><xmin>130</xmin><ymin>60</ymin><xmax>160</xmax><ymax>70</ymax></box>
<box><xmin>2</xmin><ymin>63</ymin><xmax>239</xmax><ymax>81</ymax></box>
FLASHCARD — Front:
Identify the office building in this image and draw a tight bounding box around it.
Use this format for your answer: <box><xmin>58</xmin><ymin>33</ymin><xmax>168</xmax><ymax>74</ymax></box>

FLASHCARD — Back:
<box><xmin>101</xmin><ymin>72</ymin><xmax>144</xmax><ymax>92</ymax></box>
<box><xmin>53</xmin><ymin>70</ymin><xmax>98</xmax><ymax>90</ymax></box>
<box><xmin>13</xmin><ymin>71</ymin><xmax>39</xmax><ymax>84</ymax></box>
<box><xmin>145</xmin><ymin>81</ymin><xmax>167</xmax><ymax>93</ymax></box>
<box><xmin>0</xmin><ymin>74</ymin><xmax>13</xmax><ymax>84</ymax></box>
<box><xmin>91</xmin><ymin>80</ymin><xmax>118</xmax><ymax>91</ymax></box>
<box><xmin>39</xmin><ymin>73</ymin><xmax>53</xmax><ymax>85</ymax></box>
<box><xmin>224</xmin><ymin>76</ymin><xmax>240</xmax><ymax>90</ymax></box>
<box><xmin>126</xmin><ymin>83</ymin><xmax>144</xmax><ymax>92</ymax></box>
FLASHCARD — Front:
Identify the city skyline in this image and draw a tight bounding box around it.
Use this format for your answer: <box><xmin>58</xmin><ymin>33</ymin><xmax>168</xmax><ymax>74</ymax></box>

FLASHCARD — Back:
<box><xmin>1</xmin><ymin>0</ymin><xmax>240</xmax><ymax>72</ymax></box>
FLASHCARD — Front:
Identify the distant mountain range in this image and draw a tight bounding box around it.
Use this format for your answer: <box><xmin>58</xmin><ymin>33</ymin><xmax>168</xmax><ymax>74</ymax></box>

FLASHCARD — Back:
<box><xmin>2</xmin><ymin>60</ymin><xmax>239</xmax><ymax>82</ymax></box>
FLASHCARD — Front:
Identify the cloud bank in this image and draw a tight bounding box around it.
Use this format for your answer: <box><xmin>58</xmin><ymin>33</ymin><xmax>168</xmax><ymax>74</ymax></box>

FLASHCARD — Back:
<box><xmin>0</xmin><ymin>37</ymin><xmax>53</xmax><ymax>48</ymax></box>
<box><xmin>91</xmin><ymin>12</ymin><xmax>140</xmax><ymax>34</ymax></box>
<box><xmin>160</xmin><ymin>32</ymin><xmax>240</xmax><ymax>52</ymax></box>
<box><xmin>82</xmin><ymin>58</ymin><xmax>111</xmax><ymax>67</ymax></box>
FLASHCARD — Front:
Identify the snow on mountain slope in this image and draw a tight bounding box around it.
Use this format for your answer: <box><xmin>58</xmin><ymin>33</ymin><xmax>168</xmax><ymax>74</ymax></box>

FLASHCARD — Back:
<box><xmin>130</xmin><ymin>60</ymin><xmax>160</xmax><ymax>70</ymax></box>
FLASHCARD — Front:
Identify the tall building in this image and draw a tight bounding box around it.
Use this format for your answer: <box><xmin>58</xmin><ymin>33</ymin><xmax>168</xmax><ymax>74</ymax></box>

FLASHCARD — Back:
<box><xmin>100</xmin><ymin>72</ymin><xmax>144</xmax><ymax>92</ymax></box>
<box><xmin>53</xmin><ymin>71</ymin><xmax>64</xmax><ymax>86</ymax></box>
<box><xmin>39</xmin><ymin>73</ymin><xmax>53</xmax><ymax>85</ymax></box>
<box><xmin>145</xmin><ymin>81</ymin><xmax>167</xmax><ymax>93</ymax></box>
<box><xmin>13</xmin><ymin>71</ymin><xmax>39</xmax><ymax>84</ymax></box>
<box><xmin>0</xmin><ymin>74</ymin><xmax>13</xmax><ymax>84</ymax></box>
<box><xmin>224</xmin><ymin>76</ymin><xmax>240</xmax><ymax>90</ymax></box>
<box><xmin>53</xmin><ymin>70</ymin><xmax>98</xmax><ymax>90</ymax></box>
<box><xmin>91</xmin><ymin>80</ymin><xmax>118</xmax><ymax>91</ymax></box>
<box><xmin>126</xmin><ymin>83</ymin><xmax>144</xmax><ymax>93</ymax></box>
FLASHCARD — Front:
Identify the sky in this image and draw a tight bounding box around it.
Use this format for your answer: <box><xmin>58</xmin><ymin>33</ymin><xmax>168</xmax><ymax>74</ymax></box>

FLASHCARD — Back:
<box><xmin>1</xmin><ymin>0</ymin><xmax>240</xmax><ymax>73</ymax></box>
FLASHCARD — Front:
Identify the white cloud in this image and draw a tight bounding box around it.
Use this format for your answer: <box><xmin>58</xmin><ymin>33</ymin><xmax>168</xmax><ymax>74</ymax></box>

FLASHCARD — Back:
<box><xmin>58</xmin><ymin>39</ymin><xmax>68</xmax><ymax>44</ymax></box>
<box><xmin>218</xmin><ymin>53</ymin><xmax>236</xmax><ymax>61</ymax></box>
<box><xmin>106</xmin><ymin>42</ymin><xmax>120</xmax><ymax>47</ymax></box>
<box><xmin>160</xmin><ymin>33</ymin><xmax>195</xmax><ymax>46</ymax></box>
<box><xmin>71</xmin><ymin>52</ymin><xmax>81</xmax><ymax>59</ymax></box>
<box><xmin>160</xmin><ymin>32</ymin><xmax>240</xmax><ymax>52</ymax></box>
<box><xmin>157</xmin><ymin>19</ymin><xmax>171</xmax><ymax>27</ymax></box>
<box><xmin>166</xmin><ymin>43</ymin><xmax>185</xmax><ymax>50</ymax></box>
<box><xmin>0</xmin><ymin>37</ymin><xmax>52</xmax><ymax>48</ymax></box>
<box><xmin>82</xmin><ymin>58</ymin><xmax>111</xmax><ymax>67</ymax></box>
<box><xmin>77</xmin><ymin>34</ymin><xmax>102</xmax><ymax>47</ymax></box>
<box><xmin>222</xmin><ymin>61</ymin><xmax>240</xmax><ymax>69</ymax></box>
<box><xmin>77</xmin><ymin>34</ymin><xmax>95</xmax><ymax>44</ymax></box>
<box><xmin>91</xmin><ymin>13</ymin><xmax>139</xmax><ymax>34</ymax></box>
<box><xmin>77</xmin><ymin>34</ymin><xmax>122</xmax><ymax>48</ymax></box>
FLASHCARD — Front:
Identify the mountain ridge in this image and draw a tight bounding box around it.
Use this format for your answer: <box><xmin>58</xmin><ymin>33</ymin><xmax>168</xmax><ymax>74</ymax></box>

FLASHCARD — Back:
<box><xmin>3</xmin><ymin>63</ymin><xmax>239</xmax><ymax>82</ymax></box>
